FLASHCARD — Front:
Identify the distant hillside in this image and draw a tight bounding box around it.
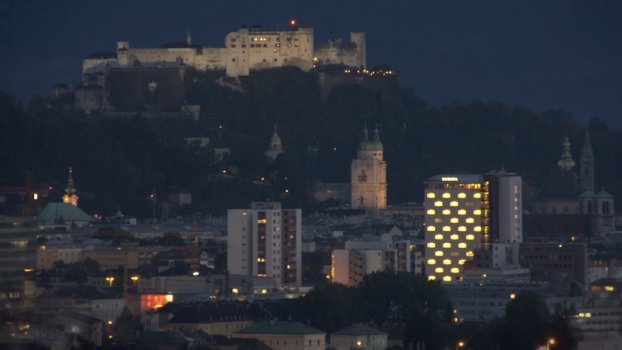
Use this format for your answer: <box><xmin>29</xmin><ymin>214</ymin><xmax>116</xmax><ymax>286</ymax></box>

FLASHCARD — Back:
<box><xmin>1</xmin><ymin>68</ymin><xmax>621</xmax><ymax>218</ymax></box>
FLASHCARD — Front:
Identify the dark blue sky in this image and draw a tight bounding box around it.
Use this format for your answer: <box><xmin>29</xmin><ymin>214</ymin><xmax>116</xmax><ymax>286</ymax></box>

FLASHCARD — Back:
<box><xmin>1</xmin><ymin>0</ymin><xmax>621</xmax><ymax>125</ymax></box>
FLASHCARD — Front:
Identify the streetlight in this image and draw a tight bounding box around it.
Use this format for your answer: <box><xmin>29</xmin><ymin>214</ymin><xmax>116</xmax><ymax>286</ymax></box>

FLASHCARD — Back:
<box><xmin>105</xmin><ymin>276</ymin><xmax>115</xmax><ymax>287</ymax></box>
<box><xmin>456</xmin><ymin>340</ymin><xmax>465</xmax><ymax>350</ymax></box>
<box><xmin>546</xmin><ymin>337</ymin><xmax>556</xmax><ymax>350</ymax></box>
<box><xmin>130</xmin><ymin>275</ymin><xmax>139</xmax><ymax>284</ymax></box>
<box><xmin>148</xmin><ymin>189</ymin><xmax>157</xmax><ymax>224</ymax></box>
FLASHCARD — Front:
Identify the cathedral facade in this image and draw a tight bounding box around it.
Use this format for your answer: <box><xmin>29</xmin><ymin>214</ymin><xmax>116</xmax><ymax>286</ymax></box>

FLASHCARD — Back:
<box><xmin>350</xmin><ymin>125</ymin><xmax>387</xmax><ymax>209</ymax></box>
<box><xmin>531</xmin><ymin>132</ymin><xmax>615</xmax><ymax>235</ymax></box>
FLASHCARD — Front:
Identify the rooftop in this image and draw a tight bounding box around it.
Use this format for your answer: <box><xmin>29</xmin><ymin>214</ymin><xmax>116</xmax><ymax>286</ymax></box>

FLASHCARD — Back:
<box><xmin>236</xmin><ymin>320</ymin><xmax>324</xmax><ymax>335</ymax></box>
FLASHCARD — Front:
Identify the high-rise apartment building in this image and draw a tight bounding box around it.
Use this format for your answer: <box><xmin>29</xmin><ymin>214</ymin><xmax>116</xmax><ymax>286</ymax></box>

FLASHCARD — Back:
<box><xmin>227</xmin><ymin>202</ymin><xmax>301</xmax><ymax>287</ymax></box>
<box><xmin>424</xmin><ymin>172</ymin><xmax>522</xmax><ymax>282</ymax></box>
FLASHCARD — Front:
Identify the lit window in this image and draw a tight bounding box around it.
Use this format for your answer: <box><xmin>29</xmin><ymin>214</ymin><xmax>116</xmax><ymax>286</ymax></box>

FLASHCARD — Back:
<box><xmin>442</xmin><ymin>209</ymin><xmax>451</xmax><ymax>215</ymax></box>
<box><xmin>428</xmin><ymin>276</ymin><xmax>436</xmax><ymax>281</ymax></box>
<box><xmin>442</xmin><ymin>193</ymin><xmax>451</xmax><ymax>198</ymax></box>
<box><xmin>443</xmin><ymin>276</ymin><xmax>452</xmax><ymax>282</ymax></box>
<box><xmin>427</xmin><ymin>259</ymin><xmax>436</xmax><ymax>265</ymax></box>
<box><xmin>465</xmin><ymin>218</ymin><xmax>474</xmax><ymax>223</ymax></box>
<box><xmin>458</xmin><ymin>226</ymin><xmax>466</xmax><ymax>232</ymax></box>
<box><xmin>466</xmin><ymin>234</ymin><xmax>475</xmax><ymax>240</ymax></box>
<box><xmin>474</xmin><ymin>226</ymin><xmax>482</xmax><ymax>232</ymax></box>
<box><xmin>450</xmin><ymin>218</ymin><xmax>459</xmax><ymax>223</ymax></box>
<box><xmin>458</xmin><ymin>243</ymin><xmax>467</xmax><ymax>248</ymax></box>
<box><xmin>435</xmin><ymin>267</ymin><xmax>444</xmax><ymax>273</ymax></box>
<box><xmin>458</xmin><ymin>259</ymin><xmax>466</xmax><ymax>265</ymax></box>
<box><xmin>442</xmin><ymin>226</ymin><xmax>451</xmax><ymax>232</ymax></box>
<box><xmin>473</xmin><ymin>209</ymin><xmax>482</xmax><ymax>215</ymax></box>
<box><xmin>458</xmin><ymin>209</ymin><xmax>466</xmax><ymax>215</ymax></box>
<box><xmin>473</xmin><ymin>193</ymin><xmax>482</xmax><ymax>199</ymax></box>
<box><xmin>450</xmin><ymin>234</ymin><xmax>459</xmax><ymax>240</ymax></box>
<box><xmin>434</xmin><ymin>234</ymin><xmax>444</xmax><ymax>240</ymax></box>
<box><xmin>443</xmin><ymin>259</ymin><xmax>451</xmax><ymax>265</ymax></box>
<box><xmin>435</xmin><ymin>251</ymin><xmax>444</xmax><ymax>257</ymax></box>
<box><xmin>427</xmin><ymin>226</ymin><xmax>436</xmax><ymax>232</ymax></box>
<box><xmin>466</xmin><ymin>251</ymin><xmax>474</xmax><ymax>257</ymax></box>
<box><xmin>458</xmin><ymin>193</ymin><xmax>466</xmax><ymax>198</ymax></box>
<box><xmin>427</xmin><ymin>242</ymin><xmax>436</xmax><ymax>248</ymax></box>
<box><xmin>426</xmin><ymin>193</ymin><xmax>436</xmax><ymax>199</ymax></box>
<box><xmin>434</xmin><ymin>218</ymin><xmax>443</xmax><ymax>223</ymax></box>
<box><xmin>450</xmin><ymin>201</ymin><xmax>459</xmax><ymax>207</ymax></box>
<box><xmin>450</xmin><ymin>268</ymin><xmax>460</xmax><ymax>273</ymax></box>
<box><xmin>426</xmin><ymin>209</ymin><xmax>436</xmax><ymax>215</ymax></box>
<box><xmin>442</xmin><ymin>242</ymin><xmax>451</xmax><ymax>248</ymax></box>
<box><xmin>434</xmin><ymin>201</ymin><xmax>443</xmax><ymax>207</ymax></box>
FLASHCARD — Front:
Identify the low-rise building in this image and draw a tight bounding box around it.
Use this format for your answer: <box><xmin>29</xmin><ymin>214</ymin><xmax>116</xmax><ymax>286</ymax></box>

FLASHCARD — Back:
<box><xmin>331</xmin><ymin>324</ymin><xmax>388</xmax><ymax>350</ymax></box>
<box><xmin>235</xmin><ymin>320</ymin><xmax>325</xmax><ymax>350</ymax></box>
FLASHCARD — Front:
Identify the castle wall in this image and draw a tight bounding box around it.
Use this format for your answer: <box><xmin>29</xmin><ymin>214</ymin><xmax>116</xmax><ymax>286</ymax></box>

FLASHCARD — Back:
<box><xmin>81</xmin><ymin>27</ymin><xmax>360</xmax><ymax>79</ymax></box>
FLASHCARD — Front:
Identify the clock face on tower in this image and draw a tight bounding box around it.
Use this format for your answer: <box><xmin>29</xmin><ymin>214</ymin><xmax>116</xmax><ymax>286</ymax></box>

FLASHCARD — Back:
<box><xmin>358</xmin><ymin>169</ymin><xmax>367</xmax><ymax>182</ymax></box>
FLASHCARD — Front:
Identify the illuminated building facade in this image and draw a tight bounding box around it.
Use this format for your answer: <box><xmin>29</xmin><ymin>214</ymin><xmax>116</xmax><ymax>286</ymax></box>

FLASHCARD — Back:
<box><xmin>424</xmin><ymin>172</ymin><xmax>522</xmax><ymax>282</ymax></box>
<box><xmin>227</xmin><ymin>202</ymin><xmax>302</xmax><ymax>286</ymax></box>
<box><xmin>350</xmin><ymin>125</ymin><xmax>387</xmax><ymax>209</ymax></box>
<box><xmin>424</xmin><ymin>175</ymin><xmax>483</xmax><ymax>283</ymax></box>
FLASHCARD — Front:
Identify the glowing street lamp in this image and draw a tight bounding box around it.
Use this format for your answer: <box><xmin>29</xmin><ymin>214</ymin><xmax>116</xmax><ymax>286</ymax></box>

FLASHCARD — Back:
<box><xmin>456</xmin><ymin>340</ymin><xmax>465</xmax><ymax>350</ymax></box>
<box><xmin>105</xmin><ymin>276</ymin><xmax>115</xmax><ymax>287</ymax></box>
<box><xmin>130</xmin><ymin>275</ymin><xmax>139</xmax><ymax>284</ymax></box>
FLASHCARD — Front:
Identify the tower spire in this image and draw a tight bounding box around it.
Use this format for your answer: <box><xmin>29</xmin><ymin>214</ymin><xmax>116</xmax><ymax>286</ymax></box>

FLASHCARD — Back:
<box><xmin>62</xmin><ymin>167</ymin><xmax>79</xmax><ymax>206</ymax></box>
<box><xmin>580</xmin><ymin>129</ymin><xmax>595</xmax><ymax>192</ymax></box>
<box><xmin>557</xmin><ymin>135</ymin><xmax>576</xmax><ymax>171</ymax></box>
<box><xmin>186</xmin><ymin>28</ymin><xmax>192</xmax><ymax>46</ymax></box>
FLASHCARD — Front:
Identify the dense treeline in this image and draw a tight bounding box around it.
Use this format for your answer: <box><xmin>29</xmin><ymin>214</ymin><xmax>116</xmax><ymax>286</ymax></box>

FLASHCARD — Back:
<box><xmin>1</xmin><ymin>67</ymin><xmax>621</xmax><ymax>217</ymax></box>
<box><xmin>262</xmin><ymin>272</ymin><xmax>575</xmax><ymax>350</ymax></box>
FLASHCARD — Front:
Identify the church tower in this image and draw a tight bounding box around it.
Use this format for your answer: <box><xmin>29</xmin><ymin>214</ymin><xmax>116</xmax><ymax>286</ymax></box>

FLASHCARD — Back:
<box><xmin>265</xmin><ymin>125</ymin><xmax>284</xmax><ymax>162</ymax></box>
<box><xmin>580</xmin><ymin>130</ymin><xmax>595</xmax><ymax>192</ymax></box>
<box><xmin>62</xmin><ymin>167</ymin><xmax>79</xmax><ymax>207</ymax></box>
<box><xmin>351</xmin><ymin>124</ymin><xmax>387</xmax><ymax>209</ymax></box>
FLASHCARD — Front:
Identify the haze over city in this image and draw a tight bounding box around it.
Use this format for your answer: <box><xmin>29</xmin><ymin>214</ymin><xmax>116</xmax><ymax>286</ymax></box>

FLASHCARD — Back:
<box><xmin>1</xmin><ymin>1</ymin><xmax>622</xmax><ymax>350</ymax></box>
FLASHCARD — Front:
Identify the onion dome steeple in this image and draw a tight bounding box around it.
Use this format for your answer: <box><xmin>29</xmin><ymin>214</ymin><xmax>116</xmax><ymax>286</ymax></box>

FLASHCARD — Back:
<box><xmin>557</xmin><ymin>136</ymin><xmax>576</xmax><ymax>172</ymax></box>
<box><xmin>62</xmin><ymin>167</ymin><xmax>79</xmax><ymax>207</ymax></box>
<box><xmin>370</xmin><ymin>124</ymin><xmax>384</xmax><ymax>151</ymax></box>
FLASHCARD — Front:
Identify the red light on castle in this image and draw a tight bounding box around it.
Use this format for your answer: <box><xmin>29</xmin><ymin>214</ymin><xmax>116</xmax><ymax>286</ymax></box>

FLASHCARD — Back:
<box><xmin>289</xmin><ymin>18</ymin><xmax>297</xmax><ymax>27</ymax></box>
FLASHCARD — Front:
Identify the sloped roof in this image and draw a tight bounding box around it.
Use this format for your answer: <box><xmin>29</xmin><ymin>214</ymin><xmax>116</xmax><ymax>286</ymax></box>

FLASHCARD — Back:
<box><xmin>236</xmin><ymin>320</ymin><xmax>324</xmax><ymax>335</ymax></box>
<box><xmin>332</xmin><ymin>324</ymin><xmax>386</xmax><ymax>336</ymax></box>
<box><xmin>37</xmin><ymin>203</ymin><xmax>92</xmax><ymax>224</ymax></box>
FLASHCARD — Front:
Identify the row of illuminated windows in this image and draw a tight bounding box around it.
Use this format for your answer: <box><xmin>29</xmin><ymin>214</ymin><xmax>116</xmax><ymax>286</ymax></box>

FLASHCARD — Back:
<box><xmin>427</xmin><ymin>192</ymin><xmax>482</xmax><ymax>199</ymax></box>
<box><xmin>428</xmin><ymin>226</ymin><xmax>481</xmax><ymax>233</ymax></box>
<box><xmin>427</xmin><ymin>258</ymin><xmax>467</xmax><ymax>265</ymax></box>
<box><xmin>428</xmin><ymin>275</ymin><xmax>454</xmax><ymax>282</ymax></box>
<box><xmin>431</xmin><ymin>250</ymin><xmax>474</xmax><ymax>257</ymax></box>
<box><xmin>430</xmin><ymin>233</ymin><xmax>476</xmax><ymax>240</ymax></box>
<box><xmin>432</xmin><ymin>201</ymin><xmax>478</xmax><ymax>207</ymax></box>
<box><xmin>427</xmin><ymin>242</ymin><xmax>468</xmax><ymax>249</ymax></box>
<box><xmin>433</xmin><ymin>217</ymin><xmax>476</xmax><ymax>224</ymax></box>
<box><xmin>427</xmin><ymin>209</ymin><xmax>482</xmax><ymax>215</ymax></box>
<box><xmin>434</xmin><ymin>267</ymin><xmax>461</xmax><ymax>274</ymax></box>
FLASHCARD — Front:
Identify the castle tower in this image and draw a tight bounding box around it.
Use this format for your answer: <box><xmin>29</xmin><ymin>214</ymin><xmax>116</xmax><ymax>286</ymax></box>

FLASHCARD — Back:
<box><xmin>580</xmin><ymin>130</ymin><xmax>595</xmax><ymax>192</ymax></box>
<box><xmin>265</xmin><ymin>125</ymin><xmax>284</xmax><ymax>162</ymax></box>
<box><xmin>186</xmin><ymin>29</ymin><xmax>192</xmax><ymax>46</ymax></box>
<box><xmin>350</xmin><ymin>32</ymin><xmax>366</xmax><ymax>68</ymax></box>
<box><xmin>557</xmin><ymin>135</ymin><xmax>576</xmax><ymax>172</ymax></box>
<box><xmin>351</xmin><ymin>124</ymin><xmax>387</xmax><ymax>209</ymax></box>
<box><xmin>62</xmin><ymin>167</ymin><xmax>79</xmax><ymax>207</ymax></box>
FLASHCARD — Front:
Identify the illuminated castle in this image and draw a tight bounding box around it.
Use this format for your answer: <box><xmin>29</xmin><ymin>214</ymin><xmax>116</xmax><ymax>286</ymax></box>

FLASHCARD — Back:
<box><xmin>81</xmin><ymin>21</ymin><xmax>366</xmax><ymax>83</ymax></box>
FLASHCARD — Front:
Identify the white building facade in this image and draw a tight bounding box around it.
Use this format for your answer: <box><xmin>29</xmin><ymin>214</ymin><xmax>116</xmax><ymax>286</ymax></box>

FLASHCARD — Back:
<box><xmin>227</xmin><ymin>202</ymin><xmax>302</xmax><ymax>287</ymax></box>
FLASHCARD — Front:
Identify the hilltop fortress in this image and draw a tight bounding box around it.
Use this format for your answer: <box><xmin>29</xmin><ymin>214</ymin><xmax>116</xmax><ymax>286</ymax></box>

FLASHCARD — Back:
<box><xmin>81</xmin><ymin>24</ymin><xmax>366</xmax><ymax>84</ymax></box>
<box><xmin>70</xmin><ymin>22</ymin><xmax>397</xmax><ymax>116</ymax></box>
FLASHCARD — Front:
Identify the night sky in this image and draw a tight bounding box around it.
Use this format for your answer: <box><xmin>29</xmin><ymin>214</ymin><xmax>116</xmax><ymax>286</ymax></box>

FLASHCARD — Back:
<box><xmin>1</xmin><ymin>0</ymin><xmax>621</xmax><ymax>125</ymax></box>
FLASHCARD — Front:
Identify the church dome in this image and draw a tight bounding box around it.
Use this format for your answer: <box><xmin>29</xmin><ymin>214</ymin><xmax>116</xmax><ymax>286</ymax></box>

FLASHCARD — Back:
<box><xmin>369</xmin><ymin>125</ymin><xmax>383</xmax><ymax>151</ymax></box>
<box><xmin>596</xmin><ymin>190</ymin><xmax>613</xmax><ymax>199</ymax></box>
